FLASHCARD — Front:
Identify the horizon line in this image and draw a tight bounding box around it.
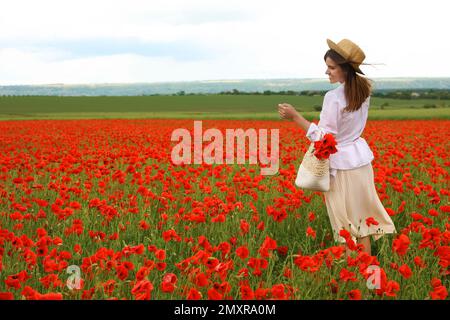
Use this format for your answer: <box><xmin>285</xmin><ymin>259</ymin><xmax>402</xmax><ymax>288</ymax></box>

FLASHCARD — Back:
<box><xmin>1</xmin><ymin>76</ymin><xmax>450</xmax><ymax>87</ymax></box>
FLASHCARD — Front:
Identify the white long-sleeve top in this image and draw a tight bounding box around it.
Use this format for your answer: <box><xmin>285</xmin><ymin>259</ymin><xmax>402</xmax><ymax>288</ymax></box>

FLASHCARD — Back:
<box><xmin>305</xmin><ymin>83</ymin><xmax>374</xmax><ymax>178</ymax></box>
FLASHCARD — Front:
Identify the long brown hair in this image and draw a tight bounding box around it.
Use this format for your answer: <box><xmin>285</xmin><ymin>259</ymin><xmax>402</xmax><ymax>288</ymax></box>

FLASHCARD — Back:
<box><xmin>324</xmin><ymin>49</ymin><xmax>372</xmax><ymax>112</ymax></box>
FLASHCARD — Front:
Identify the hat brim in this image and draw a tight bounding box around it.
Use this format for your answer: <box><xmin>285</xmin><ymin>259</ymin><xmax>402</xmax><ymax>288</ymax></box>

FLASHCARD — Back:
<box><xmin>326</xmin><ymin>39</ymin><xmax>365</xmax><ymax>75</ymax></box>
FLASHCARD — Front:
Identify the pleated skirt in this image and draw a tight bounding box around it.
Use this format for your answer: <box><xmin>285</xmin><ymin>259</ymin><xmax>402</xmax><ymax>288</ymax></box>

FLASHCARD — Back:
<box><xmin>323</xmin><ymin>163</ymin><xmax>397</xmax><ymax>243</ymax></box>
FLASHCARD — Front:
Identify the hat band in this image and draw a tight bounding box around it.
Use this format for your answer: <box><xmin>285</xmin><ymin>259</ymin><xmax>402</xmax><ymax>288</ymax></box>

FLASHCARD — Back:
<box><xmin>346</xmin><ymin>61</ymin><xmax>385</xmax><ymax>67</ymax></box>
<box><xmin>345</xmin><ymin>60</ymin><xmax>369</xmax><ymax>66</ymax></box>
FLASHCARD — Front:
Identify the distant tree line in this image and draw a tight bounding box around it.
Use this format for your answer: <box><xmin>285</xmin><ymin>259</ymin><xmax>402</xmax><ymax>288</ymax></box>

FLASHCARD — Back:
<box><xmin>371</xmin><ymin>89</ymin><xmax>450</xmax><ymax>100</ymax></box>
<box><xmin>3</xmin><ymin>89</ymin><xmax>448</xmax><ymax>99</ymax></box>
<box><xmin>216</xmin><ymin>88</ymin><xmax>450</xmax><ymax>99</ymax></box>
<box><xmin>218</xmin><ymin>89</ymin><xmax>324</xmax><ymax>96</ymax></box>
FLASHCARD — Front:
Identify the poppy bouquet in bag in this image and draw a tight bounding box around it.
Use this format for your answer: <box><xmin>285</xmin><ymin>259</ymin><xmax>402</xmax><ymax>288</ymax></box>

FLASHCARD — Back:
<box><xmin>295</xmin><ymin>133</ymin><xmax>338</xmax><ymax>192</ymax></box>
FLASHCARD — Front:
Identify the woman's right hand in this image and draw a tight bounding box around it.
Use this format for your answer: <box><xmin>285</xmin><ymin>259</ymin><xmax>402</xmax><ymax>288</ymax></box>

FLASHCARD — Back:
<box><xmin>278</xmin><ymin>103</ymin><xmax>298</xmax><ymax>120</ymax></box>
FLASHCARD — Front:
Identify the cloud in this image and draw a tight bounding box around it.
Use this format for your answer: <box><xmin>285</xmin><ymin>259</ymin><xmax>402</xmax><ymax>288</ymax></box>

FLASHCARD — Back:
<box><xmin>0</xmin><ymin>0</ymin><xmax>257</xmax><ymax>42</ymax></box>
<box><xmin>11</xmin><ymin>39</ymin><xmax>217</xmax><ymax>62</ymax></box>
<box><xmin>0</xmin><ymin>0</ymin><xmax>449</xmax><ymax>84</ymax></box>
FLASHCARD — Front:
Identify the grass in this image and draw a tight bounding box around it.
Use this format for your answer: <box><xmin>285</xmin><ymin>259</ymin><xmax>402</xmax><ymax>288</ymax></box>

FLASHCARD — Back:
<box><xmin>0</xmin><ymin>95</ymin><xmax>449</xmax><ymax>120</ymax></box>
<box><xmin>0</xmin><ymin>109</ymin><xmax>449</xmax><ymax>121</ymax></box>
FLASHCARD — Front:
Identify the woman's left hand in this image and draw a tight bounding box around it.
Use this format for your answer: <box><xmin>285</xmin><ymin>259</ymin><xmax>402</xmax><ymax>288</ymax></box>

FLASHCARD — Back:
<box><xmin>278</xmin><ymin>103</ymin><xmax>298</xmax><ymax>120</ymax></box>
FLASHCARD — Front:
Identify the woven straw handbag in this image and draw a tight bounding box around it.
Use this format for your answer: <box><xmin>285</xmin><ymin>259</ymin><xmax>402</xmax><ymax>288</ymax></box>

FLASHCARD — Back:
<box><xmin>295</xmin><ymin>142</ymin><xmax>330</xmax><ymax>192</ymax></box>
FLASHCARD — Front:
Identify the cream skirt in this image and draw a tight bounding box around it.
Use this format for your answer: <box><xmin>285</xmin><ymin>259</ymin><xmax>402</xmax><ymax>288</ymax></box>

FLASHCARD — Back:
<box><xmin>323</xmin><ymin>163</ymin><xmax>397</xmax><ymax>243</ymax></box>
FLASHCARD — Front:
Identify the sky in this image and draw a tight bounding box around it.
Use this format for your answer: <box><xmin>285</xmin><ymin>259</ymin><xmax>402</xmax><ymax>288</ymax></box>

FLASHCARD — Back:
<box><xmin>0</xmin><ymin>0</ymin><xmax>449</xmax><ymax>85</ymax></box>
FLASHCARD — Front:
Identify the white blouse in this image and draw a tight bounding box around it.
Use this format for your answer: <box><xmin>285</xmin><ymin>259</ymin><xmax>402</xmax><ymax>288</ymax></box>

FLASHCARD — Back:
<box><xmin>305</xmin><ymin>83</ymin><xmax>374</xmax><ymax>177</ymax></box>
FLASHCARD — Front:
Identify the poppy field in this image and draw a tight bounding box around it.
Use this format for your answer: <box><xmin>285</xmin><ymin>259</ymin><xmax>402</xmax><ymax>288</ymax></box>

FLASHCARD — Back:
<box><xmin>0</xmin><ymin>119</ymin><xmax>448</xmax><ymax>300</ymax></box>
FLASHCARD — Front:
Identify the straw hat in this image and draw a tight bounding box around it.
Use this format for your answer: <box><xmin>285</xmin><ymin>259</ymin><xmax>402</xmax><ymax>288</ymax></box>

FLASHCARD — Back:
<box><xmin>326</xmin><ymin>38</ymin><xmax>366</xmax><ymax>75</ymax></box>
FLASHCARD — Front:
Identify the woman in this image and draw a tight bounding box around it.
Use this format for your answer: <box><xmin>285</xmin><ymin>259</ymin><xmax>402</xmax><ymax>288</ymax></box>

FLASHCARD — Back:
<box><xmin>278</xmin><ymin>38</ymin><xmax>396</xmax><ymax>256</ymax></box>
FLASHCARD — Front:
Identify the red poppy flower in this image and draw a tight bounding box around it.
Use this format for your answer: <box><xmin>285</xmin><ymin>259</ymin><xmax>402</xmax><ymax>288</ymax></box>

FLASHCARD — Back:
<box><xmin>161</xmin><ymin>273</ymin><xmax>177</xmax><ymax>293</ymax></box>
<box><xmin>413</xmin><ymin>256</ymin><xmax>426</xmax><ymax>268</ymax></box>
<box><xmin>339</xmin><ymin>229</ymin><xmax>351</xmax><ymax>240</ymax></box>
<box><xmin>21</xmin><ymin>286</ymin><xmax>38</xmax><ymax>300</ymax></box>
<box><xmin>135</xmin><ymin>267</ymin><xmax>151</xmax><ymax>281</ymax></box>
<box><xmin>306</xmin><ymin>227</ymin><xmax>316</xmax><ymax>239</ymax></box>
<box><xmin>240</xmin><ymin>219</ymin><xmax>250</xmax><ymax>234</ymax></box>
<box><xmin>162</xmin><ymin>229</ymin><xmax>181</xmax><ymax>242</ymax></box>
<box><xmin>236</xmin><ymin>246</ymin><xmax>249</xmax><ymax>260</ymax></box>
<box><xmin>36</xmin><ymin>292</ymin><xmax>63</xmax><ymax>300</ymax></box>
<box><xmin>0</xmin><ymin>292</ymin><xmax>14</xmax><ymax>300</ymax></box>
<box><xmin>131</xmin><ymin>280</ymin><xmax>154</xmax><ymax>300</ymax></box>
<box><xmin>430</xmin><ymin>285</ymin><xmax>448</xmax><ymax>300</ymax></box>
<box><xmin>187</xmin><ymin>288</ymin><xmax>202</xmax><ymax>300</ymax></box>
<box><xmin>392</xmin><ymin>234</ymin><xmax>410</xmax><ymax>256</ymax></box>
<box><xmin>207</xmin><ymin>288</ymin><xmax>223</xmax><ymax>300</ymax></box>
<box><xmin>339</xmin><ymin>268</ymin><xmax>357</xmax><ymax>282</ymax></box>
<box><xmin>102</xmin><ymin>280</ymin><xmax>116</xmax><ymax>296</ymax></box>
<box><xmin>283</xmin><ymin>268</ymin><xmax>292</xmax><ymax>279</ymax></box>
<box><xmin>240</xmin><ymin>285</ymin><xmax>254</xmax><ymax>300</ymax></box>
<box><xmin>194</xmin><ymin>272</ymin><xmax>209</xmax><ymax>287</ymax></box>
<box><xmin>328</xmin><ymin>279</ymin><xmax>339</xmax><ymax>294</ymax></box>
<box><xmin>270</xmin><ymin>284</ymin><xmax>286</xmax><ymax>299</ymax></box>
<box><xmin>347</xmin><ymin>289</ymin><xmax>362</xmax><ymax>300</ymax></box>
<box><xmin>5</xmin><ymin>277</ymin><xmax>21</xmax><ymax>290</ymax></box>
<box><xmin>398</xmin><ymin>264</ymin><xmax>413</xmax><ymax>279</ymax></box>
<box><xmin>314</xmin><ymin>134</ymin><xmax>337</xmax><ymax>160</ymax></box>
<box><xmin>5</xmin><ymin>271</ymin><xmax>30</xmax><ymax>290</ymax></box>
<box><xmin>276</xmin><ymin>246</ymin><xmax>288</xmax><ymax>256</ymax></box>
<box><xmin>139</xmin><ymin>220</ymin><xmax>150</xmax><ymax>230</ymax></box>
<box><xmin>156</xmin><ymin>262</ymin><xmax>167</xmax><ymax>271</ymax></box>
<box><xmin>254</xmin><ymin>288</ymin><xmax>269</xmax><ymax>300</ymax></box>
<box><xmin>155</xmin><ymin>249</ymin><xmax>166</xmax><ymax>261</ymax></box>
<box><xmin>214</xmin><ymin>281</ymin><xmax>231</xmax><ymax>295</ymax></box>
<box><xmin>384</xmin><ymin>280</ymin><xmax>400</xmax><ymax>297</ymax></box>
<box><xmin>258</xmin><ymin>236</ymin><xmax>277</xmax><ymax>258</ymax></box>
<box><xmin>365</xmin><ymin>217</ymin><xmax>379</xmax><ymax>227</ymax></box>
<box><xmin>116</xmin><ymin>265</ymin><xmax>129</xmax><ymax>281</ymax></box>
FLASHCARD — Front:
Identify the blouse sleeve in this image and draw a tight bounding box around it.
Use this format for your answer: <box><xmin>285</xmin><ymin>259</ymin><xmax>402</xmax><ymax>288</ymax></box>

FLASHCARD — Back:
<box><xmin>306</xmin><ymin>91</ymin><xmax>339</xmax><ymax>142</ymax></box>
